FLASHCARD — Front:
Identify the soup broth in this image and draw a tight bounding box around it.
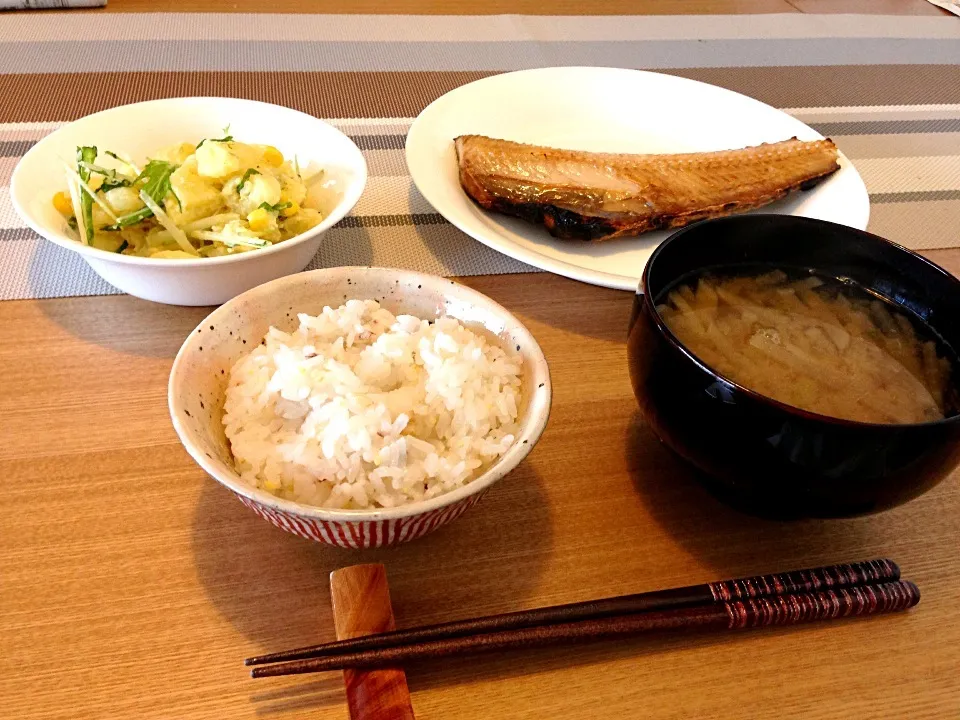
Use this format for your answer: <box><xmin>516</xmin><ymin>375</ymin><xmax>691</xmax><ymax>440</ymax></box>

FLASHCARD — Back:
<box><xmin>657</xmin><ymin>267</ymin><xmax>957</xmax><ymax>424</ymax></box>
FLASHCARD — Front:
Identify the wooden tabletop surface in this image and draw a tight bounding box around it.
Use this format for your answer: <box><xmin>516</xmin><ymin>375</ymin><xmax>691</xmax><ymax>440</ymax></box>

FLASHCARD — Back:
<box><xmin>2</xmin><ymin>1</ymin><xmax>958</xmax><ymax>719</ymax></box>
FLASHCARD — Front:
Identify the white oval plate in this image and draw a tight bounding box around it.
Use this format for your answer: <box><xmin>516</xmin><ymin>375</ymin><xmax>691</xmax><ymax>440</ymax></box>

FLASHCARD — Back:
<box><xmin>406</xmin><ymin>67</ymin><xmax>869</xmax><ymax>291</ymax></box>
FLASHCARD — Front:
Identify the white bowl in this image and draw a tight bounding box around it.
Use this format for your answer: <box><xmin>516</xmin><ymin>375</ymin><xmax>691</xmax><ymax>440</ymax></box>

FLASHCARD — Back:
<box><xmin>168</xmin><ymin>267</ymin><xmax>553</xmax><ymax>548</ymax></box>
<box><xmin>10</xmin><ymin>97</ymin><xmax>367</xmax><ymax>306</ymax></box>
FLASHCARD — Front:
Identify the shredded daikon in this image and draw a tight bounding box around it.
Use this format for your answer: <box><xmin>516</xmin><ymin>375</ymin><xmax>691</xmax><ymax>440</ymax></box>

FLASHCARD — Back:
<box><xmin>139</xmin><ymin>191</ymin><xmax>197</xmax><ymax>256</ymax></box>
<box><xmin>191</xmin><ymin>230</ymin><xmax>270</xmax><ymax>248</ymax></box>
<box><xmin>62</xmin><ymin>162</ymin><xmax>119</xmax><ymax>224</ymax></box>
<box><xmin>182</xmin><ymin>213</ymin><xmax>241</xmax><ymax>233</ymax></box>
<box><xmin>64</xmin><ymin>172</ymin><xmax>88</xmax><ymax>245</ymax></box>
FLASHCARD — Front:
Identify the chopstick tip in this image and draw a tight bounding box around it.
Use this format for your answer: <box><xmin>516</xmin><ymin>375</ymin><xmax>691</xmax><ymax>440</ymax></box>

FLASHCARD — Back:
<box><xmin>251</xmin><ymin>661</ymin><xmax>321</xmax><ymax>678</ymax></box>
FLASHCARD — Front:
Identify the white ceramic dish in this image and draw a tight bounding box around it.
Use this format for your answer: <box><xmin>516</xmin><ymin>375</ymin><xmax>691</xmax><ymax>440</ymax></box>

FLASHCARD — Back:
<box><xmin>11</xmin><ymin>97</ymin><xmax>367</xmax><ymax>306</ymax></box>
<box><xmin>168</xmin><ymin>266</ymin><xmax>552</xmax><ymax>548</ymax></box>
<box><xmin>406</xmin><ymin>67</ymin><xmax>870</xmax><ymax>292</ymax></box>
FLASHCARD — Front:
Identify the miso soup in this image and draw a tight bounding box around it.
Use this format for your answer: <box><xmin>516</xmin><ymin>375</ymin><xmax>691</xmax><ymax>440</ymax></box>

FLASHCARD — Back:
<box><xmin>657</xmin><ymin>268</ymin><xmax>957</xmax><ymax>424</ymax></box>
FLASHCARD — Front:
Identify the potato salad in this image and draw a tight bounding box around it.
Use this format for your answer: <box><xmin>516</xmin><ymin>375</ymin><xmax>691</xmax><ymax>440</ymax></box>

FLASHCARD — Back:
<box><xmin>52</xmin><ymin>133</ymin><xmax>324</xmax><ymax>258</ymax></box>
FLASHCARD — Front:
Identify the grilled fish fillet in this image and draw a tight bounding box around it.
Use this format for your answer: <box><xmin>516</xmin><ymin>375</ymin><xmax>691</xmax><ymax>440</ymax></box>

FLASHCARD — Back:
<box><xmin>454</xmin><ymin>135</ymin><xmax>841</xmax><ymax>241</ymax></box>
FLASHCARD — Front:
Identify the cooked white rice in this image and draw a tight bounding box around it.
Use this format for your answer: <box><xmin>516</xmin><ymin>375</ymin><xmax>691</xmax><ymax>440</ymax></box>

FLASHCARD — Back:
<box><xmin>222</xmin><ymin>299</ymin><xmax>523</xmax><ymax>509</ymax></box>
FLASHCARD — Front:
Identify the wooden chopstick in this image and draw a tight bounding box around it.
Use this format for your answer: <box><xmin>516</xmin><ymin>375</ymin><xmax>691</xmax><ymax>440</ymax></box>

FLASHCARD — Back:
<box><xmin>245</xmin><ymin>558</ymin><xmax>898</xmax><ymax>667</ymax></box>
<box><xmin>251</xmin><ymin>580</ymin><xmax>919</xmax><ymax>677</ymax></box>
<box><xmin>248</xmin><ymin>560</ymin><xmax>899</xmax><ymax>668</ymax></box>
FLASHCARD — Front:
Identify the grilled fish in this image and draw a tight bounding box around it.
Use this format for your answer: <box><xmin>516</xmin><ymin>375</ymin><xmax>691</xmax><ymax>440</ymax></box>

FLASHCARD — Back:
<box><xmin>454</xmin><ymin>135</ymin><xmax>841</xmax><ymax>241</ymax></box>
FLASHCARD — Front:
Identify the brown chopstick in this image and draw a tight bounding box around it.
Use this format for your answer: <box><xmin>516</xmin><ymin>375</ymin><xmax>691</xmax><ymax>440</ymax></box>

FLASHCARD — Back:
<box><xmin>251</xmin><ymin>580</ymin><xmax>919</xmax><ymax>677</ymax></box>
<box><xmin>245</xmin><ymin>558</ymin><xmax>898</xmax><ymax>667</ymax></box>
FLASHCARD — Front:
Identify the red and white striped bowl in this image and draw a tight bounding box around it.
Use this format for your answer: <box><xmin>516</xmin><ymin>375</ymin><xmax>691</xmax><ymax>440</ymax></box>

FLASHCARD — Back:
<box><xmin>168</xmin><ymin>266</ymin><xmax>552</xmax><ymax>548</ymax></box>
<box><xmin>234</xmin><ymin>491</ymin><xmax>488</xmax><ymax>549</ymax></box>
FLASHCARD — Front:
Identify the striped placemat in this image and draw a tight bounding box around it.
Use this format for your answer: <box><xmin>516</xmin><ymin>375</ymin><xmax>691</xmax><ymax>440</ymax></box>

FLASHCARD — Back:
<box><xmin>0</xmin><ymin>13</ymin><xmax>958</xmax><ymax>301</ymax></box>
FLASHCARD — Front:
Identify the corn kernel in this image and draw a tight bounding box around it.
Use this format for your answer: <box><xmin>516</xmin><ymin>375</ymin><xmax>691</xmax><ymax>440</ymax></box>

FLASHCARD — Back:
<box><xmin>52</xmin><ymin>191</ymin><xmax>73</xmax><ymax>216</ymax></box>
<box><xmin>247</xmin><ymin>208</ymin><xmax>271</xmax><ymax>232</ymax></box>
<box><xmin>281</xmin><ymin>201</ymin><xmax>299</xmax><ymax>217</ymax></box>
<box><xmin>88</xmin><ymin>175</ymin><xmax>104</xmax><ymax>191</ymax></box>
<box><xmin>262</xmin><ymin>146</ymin><xmax>284</xmax><ymax>167</ymax></box>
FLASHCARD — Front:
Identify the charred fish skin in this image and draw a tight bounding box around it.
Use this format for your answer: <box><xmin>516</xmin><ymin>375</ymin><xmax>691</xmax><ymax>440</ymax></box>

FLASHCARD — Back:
<box><xmin>454</xmin><ymin>135</ymin><xmax>841</xmax><ymax>242</ymax></box>
<box><xmin>485</xmin><ymin>199</ymin><xmax>620</xmax><ymax>241</ymax></box>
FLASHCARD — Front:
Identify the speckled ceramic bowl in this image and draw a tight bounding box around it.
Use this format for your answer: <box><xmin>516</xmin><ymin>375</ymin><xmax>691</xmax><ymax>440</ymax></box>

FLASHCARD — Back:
<box><xmin>168</xmin><ymin>266</ymin><xmax>552</xmax><ymax>548</ymax></box>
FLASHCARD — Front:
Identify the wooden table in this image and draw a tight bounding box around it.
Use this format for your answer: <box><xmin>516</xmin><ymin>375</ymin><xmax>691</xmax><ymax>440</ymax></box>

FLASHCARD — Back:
<box><xmin>2</xmin><ymin>2</ymin><xmax>958</xmax><ymax>719</ymax></box>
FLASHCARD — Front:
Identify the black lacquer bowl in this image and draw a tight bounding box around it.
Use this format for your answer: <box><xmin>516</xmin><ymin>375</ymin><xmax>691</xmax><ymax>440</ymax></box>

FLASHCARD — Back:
<box><xmin>627</xmin><ymin>214</ymin><xmax>960</xmax><ymax>519</ymax></box>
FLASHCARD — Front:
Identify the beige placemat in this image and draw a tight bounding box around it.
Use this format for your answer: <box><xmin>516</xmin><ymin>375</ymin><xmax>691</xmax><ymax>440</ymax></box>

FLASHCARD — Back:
<box><xmin>926</xmin><ymin>0</ymin><xmax>960</xmax><ymax>17</ymax></box>
<box><xmin>0</xmin><ymin>13</ymin><xmax>958</xmax><ymax>300</ymax></box>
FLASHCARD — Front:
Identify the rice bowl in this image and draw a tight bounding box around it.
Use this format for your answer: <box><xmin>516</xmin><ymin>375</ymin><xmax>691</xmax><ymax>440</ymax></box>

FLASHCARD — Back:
<box><xmin>168</xmin><ymin>266</ymin><xmax>552</xmax><ymax>548</ymax></box>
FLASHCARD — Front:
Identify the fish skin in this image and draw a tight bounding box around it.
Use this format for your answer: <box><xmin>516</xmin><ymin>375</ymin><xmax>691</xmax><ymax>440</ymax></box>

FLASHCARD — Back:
<box><xmin>454</xmin><ymin>135</ymin><xmax>841</xmax><ymax>241</ymax></box>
